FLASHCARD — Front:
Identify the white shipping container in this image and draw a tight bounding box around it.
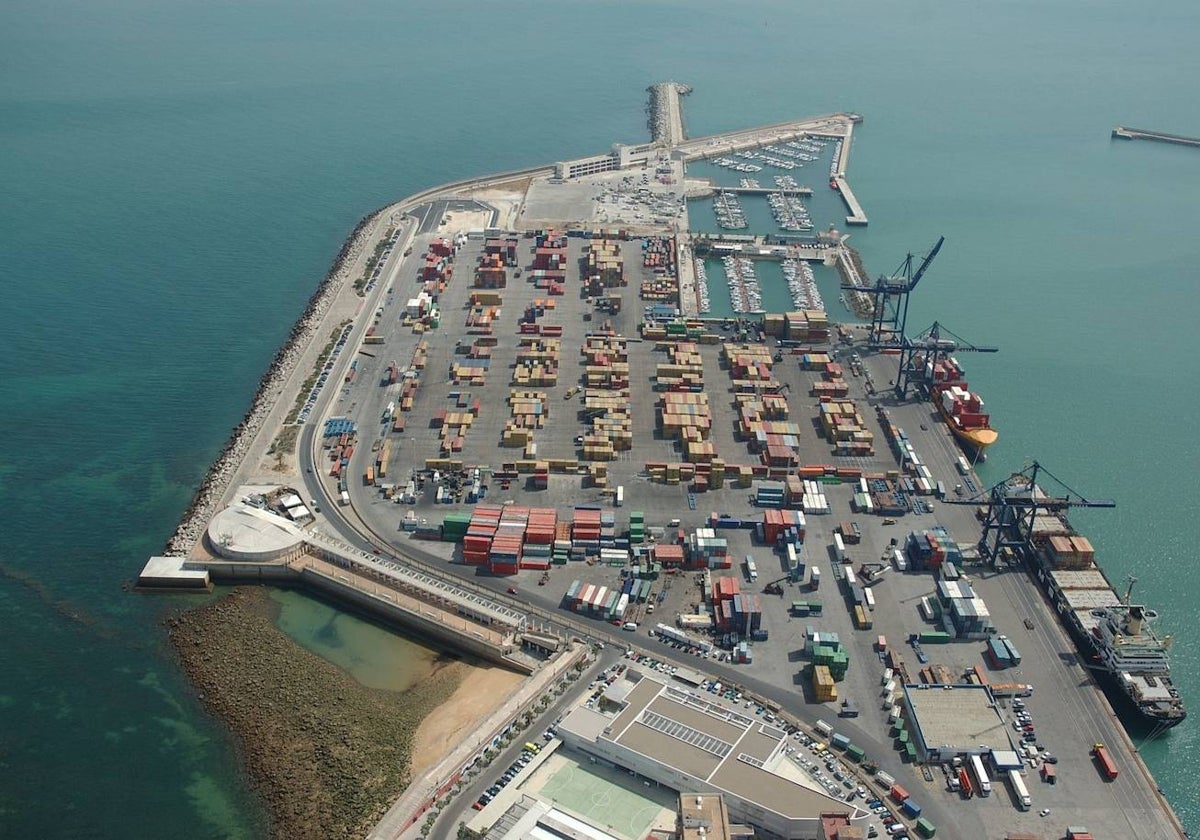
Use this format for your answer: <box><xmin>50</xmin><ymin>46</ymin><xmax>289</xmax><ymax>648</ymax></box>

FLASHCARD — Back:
<box><xmin>815</xmin><ymin>720</ymin><xmax>833</xmax><ymax>737</ymax></box>
<box><xmin>864</xmin><ymin>587</ymin><xmax>876</xmax><ymax>610</ymax></box>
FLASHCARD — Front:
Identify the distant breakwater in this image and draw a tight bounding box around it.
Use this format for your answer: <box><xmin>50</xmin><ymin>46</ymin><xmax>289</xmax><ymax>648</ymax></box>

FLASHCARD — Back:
<box><xmin>163</xmin><ymin>206</ymin><xmax>390</xmax><ymax>556</ymax></box>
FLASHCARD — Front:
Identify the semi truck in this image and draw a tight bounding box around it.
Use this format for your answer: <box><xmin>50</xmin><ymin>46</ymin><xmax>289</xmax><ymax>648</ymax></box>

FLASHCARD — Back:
<box><xmin>1007</xmin><ymin>769</ymin><xmax>1031</xmax><ymax>809</ymax></box>
<box><xmin>1092</xmin><ymin>743</ymin><xmax>1118</xmax><ymax>780</ymax></box>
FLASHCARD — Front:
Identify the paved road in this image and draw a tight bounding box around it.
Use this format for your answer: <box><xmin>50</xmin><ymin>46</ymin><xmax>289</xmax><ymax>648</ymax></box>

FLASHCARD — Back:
<box><xmin>430</xmin><ymin>650</ymin><xmax>618</xmax><ymax>838</ymax></box>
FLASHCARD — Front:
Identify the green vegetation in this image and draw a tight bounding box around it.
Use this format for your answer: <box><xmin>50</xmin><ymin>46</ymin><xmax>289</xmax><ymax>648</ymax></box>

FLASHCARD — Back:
<box><xmin>283</xmin><ymin>321</ymin><xmax>352</xmax><ymax>427</ymax></box>
<box><xmin>354</xmin><ymin>229</ymin><xmax>396</xmax><ymax>293</ymax></box>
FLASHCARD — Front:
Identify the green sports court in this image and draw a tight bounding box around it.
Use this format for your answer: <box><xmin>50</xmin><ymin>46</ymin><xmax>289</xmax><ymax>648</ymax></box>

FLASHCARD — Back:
<box><xmin>535</xmin><ymin>755</ymin><xmax>671</xmax><ymax>839</ymax></box>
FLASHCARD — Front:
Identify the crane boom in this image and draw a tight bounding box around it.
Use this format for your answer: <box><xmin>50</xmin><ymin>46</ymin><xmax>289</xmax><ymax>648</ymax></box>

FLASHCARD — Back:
<box><xmin>909</xmin><ymin>236</ymin><xmax>945</xmax><ymax>290</ymax></box>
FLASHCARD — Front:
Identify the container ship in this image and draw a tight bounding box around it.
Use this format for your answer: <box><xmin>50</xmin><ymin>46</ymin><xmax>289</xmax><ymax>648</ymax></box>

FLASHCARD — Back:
<box><xmin>914</xmin><ymin>355</ymin><xmax>999</xmax><ymax>458</ymax></box>
<box><xmin>1012</xmin><ymin>480</ymin><xmax>1187</xmax><ymax>730</ymax></box>
<box><xmin>933</xmin><ymin>383</ymin><xmax>998</xmax><ymax>458</ymax></box>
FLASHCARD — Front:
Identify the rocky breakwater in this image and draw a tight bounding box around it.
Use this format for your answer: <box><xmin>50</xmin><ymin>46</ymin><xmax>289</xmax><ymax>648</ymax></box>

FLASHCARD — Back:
<box><xmin>646</xmin><ymin>81</ymin><xmax>691</xmax><ymax>146</ymax></box>
<box><xmin>163</xmin><ymin>208</ymin><xmax>387</xmax><ymax>556</ymax></box>
<box><xmin>168</xmin><ymin>587</ymin><xmax>461</xmax><ymax>840</ymax></box>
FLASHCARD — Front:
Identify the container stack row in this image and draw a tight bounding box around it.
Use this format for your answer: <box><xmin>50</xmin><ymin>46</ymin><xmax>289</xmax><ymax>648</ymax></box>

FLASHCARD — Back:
<box><xmin>639</xmin><ymin>236</ymin><xmax>678</xmax><ymax>302</ymax></box>
<box><xmin>687</xmin><ymin>528</ymin><xmax>731</xmax><ymax>569</ymax></box>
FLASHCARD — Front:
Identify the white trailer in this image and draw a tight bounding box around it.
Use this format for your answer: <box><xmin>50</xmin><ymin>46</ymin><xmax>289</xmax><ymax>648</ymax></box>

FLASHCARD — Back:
<box><xmin>970</xmin><ymin>754</ymin><xmax>992</xmax><ymax>797</ymax></box>
<box><xmin>1007</xmin><ymin>768</ymin><xmax>1031</xmax><ymax>809</ymax></box>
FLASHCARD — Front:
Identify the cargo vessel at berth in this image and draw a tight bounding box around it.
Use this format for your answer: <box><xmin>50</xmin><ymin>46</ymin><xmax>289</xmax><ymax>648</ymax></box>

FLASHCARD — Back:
<box><xmin>933</xmin><ymin>383</ymin><xmax>998</xmax><ymax>458</ymax></box>
<box><xmin>1020</xmin><ymin>486</ymin><xmax>1186</xmax><ymax>730</ymax></box>
<box><xmin>916</xmin><ymin>355</ymin><xmax>998</xmax><ymax>458</ymax></box>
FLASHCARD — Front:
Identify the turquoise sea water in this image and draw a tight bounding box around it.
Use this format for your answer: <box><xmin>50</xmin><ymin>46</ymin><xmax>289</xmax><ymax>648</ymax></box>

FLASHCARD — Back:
<box><xmin>2</xmin><ymin>0</ymin><xmax>1199</xmax><ymax>835</ymax></box>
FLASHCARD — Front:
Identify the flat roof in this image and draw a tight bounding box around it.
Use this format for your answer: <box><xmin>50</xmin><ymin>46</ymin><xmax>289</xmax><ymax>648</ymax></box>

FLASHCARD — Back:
<box><xmin>573</xmin><ymin>670</ymin><xmax>850</xmax><ymax>821</ymax></box>
<box><xmin>903</xmin><ymin>684</ymin><xmax>1009</xmax><ymax>754</ymax></box>
<box><xmin>680</xmin><ymin>793</ymin><xmax>734</xmax><ymax>840</ymax></box>
<box><xmin>207</xmin><ymin>504</ymin><xmax>305</xmax><ymax>557</ymax></box>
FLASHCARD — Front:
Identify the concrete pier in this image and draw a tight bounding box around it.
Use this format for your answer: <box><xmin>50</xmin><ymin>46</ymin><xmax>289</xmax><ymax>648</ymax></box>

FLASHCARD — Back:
<box><xmin>676</xmin><ymin>113</ymin><xmax>855</xmax><ymax>162</ymax></box>
<box><xmin>1112</xmin><ymin>125</ymin><xmax>1200</xmax><ymax>149</ymax></box>
<box><xmin>692</xmin><ymin>233</ymin><xmax>840</xmax><ymax>263</ymax></box>
<box><xmin>705</xmin><ymin>184</ymin><xmax>814</xmax><ymax>198</ymax></box>
<box><xmin>832</xmin><ymin>175</ymin><xmax>869</xmax><ymax>226</ymax></box>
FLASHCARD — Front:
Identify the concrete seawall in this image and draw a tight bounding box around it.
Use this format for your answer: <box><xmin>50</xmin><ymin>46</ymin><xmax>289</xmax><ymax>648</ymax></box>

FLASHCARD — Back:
<box><xmin>197</xmin><ymin>557</ymin><xmax>533</xmax><ymax>673</ymax></box>
<box><xmin>1113</xmin><ymin>125</ymin><xmax>1200</xmax><ymax>148</ymax></box>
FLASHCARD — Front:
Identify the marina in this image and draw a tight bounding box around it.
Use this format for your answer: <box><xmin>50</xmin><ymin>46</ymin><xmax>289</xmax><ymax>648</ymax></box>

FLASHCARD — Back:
<box><xmin>782</xmin><ymin>258</ymin><xmax>824</xmax><ymax>311</ymax></box>
<box><xmin>767</xmin><ymin>190</ymin><xmax>813</xmax><ymax>231</ymax></box>
<box><xmin>722</xmin><ymin>254</ymin><xmax>763</xmax><ymax>313</ymax></box>
<box><xmin>711</xmin><ymin>190</ymin><xmax>748</xmax><ymax>230</ymax></box>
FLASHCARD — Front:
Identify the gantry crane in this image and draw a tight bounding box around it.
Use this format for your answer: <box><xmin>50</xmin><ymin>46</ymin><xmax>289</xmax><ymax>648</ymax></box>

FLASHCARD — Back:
<box><xmin>842</xmin><ymin>236</ymin><xmax>944</xmax><ymax>348</ymax></box>
<box><xmin>894</xmin><ymin>320</ymin><xmax>999</xmax><ymax>399</ymax></box>
<box><xmin>941</xmin><ymin>461</ymin><xmax>1115</xmax><ymax>567</ymax></box>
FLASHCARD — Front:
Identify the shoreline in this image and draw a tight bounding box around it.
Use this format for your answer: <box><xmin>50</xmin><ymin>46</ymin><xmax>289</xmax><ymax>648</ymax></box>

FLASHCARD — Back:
<box><xmin>161</xmin><ymin>205</ymin><xmax>390</xmax><ymax>557</ymax></box>
<box><xmin>166</xmin><ymin>586</ymin><xmax>500</xmax><ymax>840</ymax></box>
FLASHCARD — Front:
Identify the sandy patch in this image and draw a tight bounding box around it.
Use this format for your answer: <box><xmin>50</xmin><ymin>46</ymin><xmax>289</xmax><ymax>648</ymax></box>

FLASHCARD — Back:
<box><xmin>410</xmin><ymin>662</ymin><xmax>525</xmax><ymax>777</ymax></box>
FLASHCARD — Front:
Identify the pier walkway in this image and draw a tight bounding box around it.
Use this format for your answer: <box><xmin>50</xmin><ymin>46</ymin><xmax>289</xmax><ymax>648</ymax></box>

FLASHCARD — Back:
<box><xmin>708</xmin><ymin>184</ymin><xmax>814</xmax><ymax>198</ymax></box>
<box><xmin>832</xmin><ymin>176</ymin><xmax>868</xmax><ymax>226</ymax></box>
<box><xmin>676</xmin><ymin>113</ymin><xmax>855</xmax><ymax>162</ymax></box>
<box><xmin>1113</xmin><ymin>125</ymin><xmax>1200</xmax><ymax>148</ymax></box>
<box><xmin>692</xmin><ymin>233</ymin><xmax>839</xmax><ymax>263</ymax></box>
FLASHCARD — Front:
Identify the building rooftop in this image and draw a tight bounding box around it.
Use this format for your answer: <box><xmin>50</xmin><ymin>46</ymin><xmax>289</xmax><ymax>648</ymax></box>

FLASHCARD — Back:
<box><xmin>207</xmin><ymin>503</ymin><xmax>305</xmax><ymax>560</ymax></box>
<box><xmin>903</xmin><ymin>683</ymin><xmax>1008</xmax><ymax>756</ymax></box>
<box><xmin>564</xmin><ymin>670</ymin><xmax>854</xmax><ymax>822</ymax></box>
<box><xmin>679</xmin><ymin>793</ymin><xmax>749</xmax><ymax>840</ymax></box>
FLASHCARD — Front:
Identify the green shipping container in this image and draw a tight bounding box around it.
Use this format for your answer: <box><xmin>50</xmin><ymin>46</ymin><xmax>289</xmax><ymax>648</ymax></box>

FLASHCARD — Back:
<box><xmin>918</xmin><ymin>631</ymin><xmax>952</xmax><ymax>644</ymax></box>
<box><xmin>915</xmin><ymin>817</ymin><xmax>936</xmax><ymax>838</ymax></box>
<box><xmin>846</xmin><ymin>744</ymin><xmax>866</xmax><ymax>762</ymax></box>
<box><xmin>808</xmin><ymin>600</ymin><xmax>823</xmax><ymax>614</ymax></box>
<box><xmin>904</xmin><ymin>742</ymin><xmax>918</xmax><ymax>761</ymax></box>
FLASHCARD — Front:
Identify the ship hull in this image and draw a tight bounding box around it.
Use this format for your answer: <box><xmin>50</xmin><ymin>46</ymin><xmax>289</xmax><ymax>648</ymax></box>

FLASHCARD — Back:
<box><xmin>934</xmin><ymin>399</ymin><xmax>998</xmax><ymax>459</ymax></box>
<box><xmin>1034</xmin><ymin>563</ymin><xmax>1186</xmax><ymax>731</ymax></box>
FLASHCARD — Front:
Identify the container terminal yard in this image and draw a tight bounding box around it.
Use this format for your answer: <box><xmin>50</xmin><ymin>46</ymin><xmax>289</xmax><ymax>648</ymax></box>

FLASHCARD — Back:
<box><xmin>142</xmin><ymin>85</ymin><xmax>1188</xmax><ymax>840</ymax></box>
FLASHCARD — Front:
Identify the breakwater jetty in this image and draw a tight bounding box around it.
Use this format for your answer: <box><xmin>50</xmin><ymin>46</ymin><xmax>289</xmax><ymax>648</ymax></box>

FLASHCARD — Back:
<box><xmin>647</xmin><ymin>81</ymin><xmax>691</xmax><ymax>146</ymax></box>
<box><xmin>160</xmin><ymin>208</ymin><xmax>386</xmax><ymax>557</ymax></box>
<box><xmin>1112</xmin><ymin>125</ymin><xmax>1200</xmax><ymax>149</ymax></box>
